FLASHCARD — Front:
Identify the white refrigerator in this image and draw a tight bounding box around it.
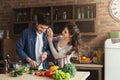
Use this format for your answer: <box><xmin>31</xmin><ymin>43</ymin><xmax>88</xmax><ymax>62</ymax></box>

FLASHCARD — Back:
<box><xmin>105</xmin><ymin>38</ymin><xmax>120</xmax><ymax>80</ymax></box>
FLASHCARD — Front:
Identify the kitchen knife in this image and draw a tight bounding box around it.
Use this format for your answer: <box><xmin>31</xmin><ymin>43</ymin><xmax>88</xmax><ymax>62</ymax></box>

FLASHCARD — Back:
<box><xmin>37</xmin><ymin>62</ymin><xmax>43</xmax><ymax>70</ymax></box>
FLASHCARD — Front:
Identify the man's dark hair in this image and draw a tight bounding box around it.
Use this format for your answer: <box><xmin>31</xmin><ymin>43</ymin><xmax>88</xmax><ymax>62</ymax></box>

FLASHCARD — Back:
<box><xmin>37</xmin><ymin>15</ymin><xmax>51</xmax><ymax>26</ymax></box>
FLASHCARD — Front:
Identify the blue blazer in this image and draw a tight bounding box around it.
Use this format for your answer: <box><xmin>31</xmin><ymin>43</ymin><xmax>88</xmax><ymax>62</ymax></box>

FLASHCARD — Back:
<box><xmin>16</xmin><ymin>25</ymin><xmax>51</xmax><ymax>69</ymax></box>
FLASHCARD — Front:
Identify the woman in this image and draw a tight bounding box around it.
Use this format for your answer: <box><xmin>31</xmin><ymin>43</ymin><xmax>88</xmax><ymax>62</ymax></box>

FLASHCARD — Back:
<box><xmin>47</xmin><ymin>23</ymin><xmax>81</xmax><ymax>68</ymax></box>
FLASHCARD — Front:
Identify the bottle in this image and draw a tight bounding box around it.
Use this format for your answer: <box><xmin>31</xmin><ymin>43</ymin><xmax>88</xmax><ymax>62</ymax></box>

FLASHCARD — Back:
<box><xmin>63</xmin><ymin>12</ymin><xmax>67</xmax><ymax>20</ymax></box>
<box><xmin>18</xmin><ymin>12</ymin><xmax>22</xmax><ymax>21</ymax></box>
<box><xmin>23</xmin><ymin>12</ymin><xmax>27</xmax><ymax>21</ymax></box>
<box><xmin>47</xmin><ymin>12</ymin><xmax>50</xmax><ymax>20</ymax></box>
<box><xmin>92</xmin><ymin>53</ymin><xmax>98</xmax><ymax>64</ymax></box>
<box><xmin>81</xmin><ymin>8</ymin><xmax>84</xmax><ymax>19</ymax></box>
<box><xmin>55</xmin><ymin>8</ymin><xmax>58</xmax><ymax>20</ymax></box>
<box><xmin>87</xmin><ymin>6</ymin><xmax>90</xmax><ymax>19</ymax></box>
<box><xmin>6</xmin><ymin>54</ymin><xmax>10</xmax><ymax>71</ymax></box>
<box><xmin>6</xmin><ymin>30</ymin><xmax>10</xmax><ymax>39</ymax></box>
<box><xmin>91</xmin><ymin>6</ymin><xmax>94</xmax><ymax>18</ymax></box>
<box><xmin>4</xmin><ymin>59</ymin><xmax>8</xmax><ymax>74</ymax></box>
<box><xmin>77</xmin><ymin>8</ymin><xmax>81</xmax><ymax>19</ymax></box>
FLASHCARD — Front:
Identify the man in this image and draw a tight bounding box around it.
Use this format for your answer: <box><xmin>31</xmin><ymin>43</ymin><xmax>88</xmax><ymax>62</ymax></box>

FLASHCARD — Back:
<box><xmin>16</xmin><ymin>15</ymin><xmax>51</xmax><ymax>69</ymax></box>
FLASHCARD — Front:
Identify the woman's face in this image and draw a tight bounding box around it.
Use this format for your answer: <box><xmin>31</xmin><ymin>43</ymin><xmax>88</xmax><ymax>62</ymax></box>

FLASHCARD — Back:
<box><xmin>62</xmin><ymin>27</ymin><xmax>71</xmax><ymax>39</ymax></box>
<box><xmin>36</xmin><ymin>24</ymin><xmax>48</xmax><ymax>34</ymax></box>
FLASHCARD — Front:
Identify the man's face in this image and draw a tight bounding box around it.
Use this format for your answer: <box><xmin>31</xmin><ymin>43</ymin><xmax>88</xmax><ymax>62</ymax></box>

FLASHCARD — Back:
<box><xmin>36</xmin><ymin>24</ymin><xmax>48</xmax><ymax>34</ymax></box>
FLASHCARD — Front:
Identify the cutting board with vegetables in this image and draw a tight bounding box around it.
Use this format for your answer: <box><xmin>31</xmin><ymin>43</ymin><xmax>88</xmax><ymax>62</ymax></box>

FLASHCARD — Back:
<box><xmin>0</xmin><ymin>63</ymin><xmax>90</xmax><ymax>80</ymax></box>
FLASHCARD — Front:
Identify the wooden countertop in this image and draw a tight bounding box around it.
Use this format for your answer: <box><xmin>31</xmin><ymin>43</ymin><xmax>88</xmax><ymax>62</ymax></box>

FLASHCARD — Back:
<box><xmin>0</xmin><ymin>71</ymin><xmax>90</xmax><ymax>80</ymax></box>
<box><xmin>73</xmin><ymin>63</ymin><xmax>103</xmax><ymax>68</ymax></box>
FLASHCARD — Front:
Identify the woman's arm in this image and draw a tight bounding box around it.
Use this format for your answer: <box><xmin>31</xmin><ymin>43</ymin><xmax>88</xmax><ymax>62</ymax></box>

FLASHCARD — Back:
<box><xmin>47</xmin><ymin>28</ymin><xmax>72</xmax><ymax>59</ymax></box>
<box><xmin>49</xmin><ymin>42</ymin><xmax>72</xmax><ymax>59</ymax></box>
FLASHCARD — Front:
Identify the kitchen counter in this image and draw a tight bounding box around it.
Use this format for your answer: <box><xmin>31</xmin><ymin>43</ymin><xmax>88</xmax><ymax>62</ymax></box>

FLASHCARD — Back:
<box><xmin>0</xmin><ymin>71</ymin><xmax>90</xmax><ymax>80</ymax></box>
<box><xmin>74</xmin><ymin>63</ymin><xmax>103</xmax><ymax>68</ymax></box>
<box><xmin>73</xmin><ymin>63</ymin><xmax>103</xmax><ymax>80</ymax></box>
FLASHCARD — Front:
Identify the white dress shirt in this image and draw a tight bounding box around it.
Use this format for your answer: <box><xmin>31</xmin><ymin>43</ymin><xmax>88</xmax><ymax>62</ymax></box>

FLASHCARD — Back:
<box><xmin>35</xmin><ymin>32</ymin><xmax>43</xmax><ymax>69</ymax></box>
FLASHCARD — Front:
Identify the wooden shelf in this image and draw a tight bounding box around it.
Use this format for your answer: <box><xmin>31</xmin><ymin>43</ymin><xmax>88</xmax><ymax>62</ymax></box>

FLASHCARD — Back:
<box><xmin>81</xmin><ymin>33</ymin><xmax>97</xmax><ymax>36</ymax></box>
<box><xmin>75</xmin><ymin>18</ymin><xmax>95</xmax><ymax>21</ymax></box>
<box><xmin>12</xmin><ymin>3</ymin><xmax>96</xmax><ymax>36</ymax></box>
<box><xmin>53</xmin><ymin>19</ymin><xmax>73</xmax><ymax>22</ymax></box>
<box><xmin>13</xmin><ymin>21</ymin><xmax>30</xmax><ymax>24</ymax></box>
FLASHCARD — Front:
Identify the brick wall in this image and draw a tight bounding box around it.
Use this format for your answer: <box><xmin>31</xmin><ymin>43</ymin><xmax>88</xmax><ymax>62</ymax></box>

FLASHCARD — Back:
<box><xmin>0</xmin><ymin>0</ymin><xmax>12</xmax><ymax>30</ymax></box>
<box><xmin>0</xmin><ymin>0</ymin><xmax>119</xmax><ymax>49</ymax></box>
<box><xmin>96</xmin><ymin>0</ymin><xmax>120</xmax><ymax>33</ymax></box>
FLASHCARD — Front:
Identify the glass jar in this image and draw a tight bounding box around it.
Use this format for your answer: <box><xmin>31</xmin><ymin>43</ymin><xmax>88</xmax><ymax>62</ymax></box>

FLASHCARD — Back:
<box><xmin>34</xmin><ymin>15</ymin><xmax>37</xmax><ymax>21</ymax></box>
<box><xmin>63</xmin><ymin>12</ymin><xmax>67</xmax><ymax>20</ymax></box>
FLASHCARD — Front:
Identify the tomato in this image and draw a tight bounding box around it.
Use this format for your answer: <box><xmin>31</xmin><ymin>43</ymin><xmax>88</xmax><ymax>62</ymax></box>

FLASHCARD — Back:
<box><xmin>45</xmin><ymin>70</ymin><xmax>53</xmax><ymax>77</ymax></box>
<box><xmin>34</xmin><ymin>71</ymin><xmax>40</xmax><ymax>75</ymax></box>
<box><xmin>39</xmin><ymin>71</ymin><xmax>45</xmax><ymax>76</ymax></box>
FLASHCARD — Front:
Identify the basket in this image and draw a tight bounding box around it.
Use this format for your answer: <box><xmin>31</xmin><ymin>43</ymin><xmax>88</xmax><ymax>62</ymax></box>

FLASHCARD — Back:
<box><xmin>79</xmin><ymin>59</ymin><xmax>92</xmax><ymax>64</ymax></box>
<box><xmin>79</xmin><ymin>57</ymin><xmax>92</xmax><ymax>64</ymax></box>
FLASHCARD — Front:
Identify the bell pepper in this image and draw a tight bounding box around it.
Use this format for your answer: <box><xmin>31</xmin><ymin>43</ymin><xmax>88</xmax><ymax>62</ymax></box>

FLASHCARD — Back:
<box><xmin>49</xmin><ymin>65</ymin><xmax>59</xmax><ymax>71</ymax></box>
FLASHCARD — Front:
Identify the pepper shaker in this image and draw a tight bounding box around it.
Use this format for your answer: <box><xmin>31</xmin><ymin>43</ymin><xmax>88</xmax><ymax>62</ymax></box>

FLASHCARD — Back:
<box><xmin>4</xmin><ymin>59</ymin><xmax>8</xmax><ymax>74</ymax></box>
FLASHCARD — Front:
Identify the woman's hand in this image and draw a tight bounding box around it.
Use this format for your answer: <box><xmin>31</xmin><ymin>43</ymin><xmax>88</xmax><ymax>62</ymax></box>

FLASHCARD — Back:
<box><xmin>47</xmin><ymin>28</ymin><xmax>53</xmax><ymax>42</ymax></box>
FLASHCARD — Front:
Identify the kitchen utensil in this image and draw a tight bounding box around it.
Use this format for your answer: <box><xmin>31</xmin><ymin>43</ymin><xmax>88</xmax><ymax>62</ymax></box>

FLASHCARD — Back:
<box><xmin>37</xmin><ymin>62</ymin><xmax>43</xmax><ymax>70</ymax></box>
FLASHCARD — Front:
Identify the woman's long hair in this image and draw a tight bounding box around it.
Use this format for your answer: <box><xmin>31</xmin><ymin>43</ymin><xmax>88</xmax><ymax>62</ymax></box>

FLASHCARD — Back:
<box><xmin>65</xmin><ymin>22</ymin><xmax>81</xmax><ymax>55</ymax></box>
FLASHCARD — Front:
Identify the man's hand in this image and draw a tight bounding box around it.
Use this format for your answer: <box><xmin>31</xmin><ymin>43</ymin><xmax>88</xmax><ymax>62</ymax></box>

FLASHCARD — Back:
<box><xmin>26</xmin><ymin>57</ymin><xmax>38</xmax><ymax>69</ymax></box>
<box><xmin>40</xmin><ymin>52</ymin><xmax>48</xmax><ymax>62</ymax></box>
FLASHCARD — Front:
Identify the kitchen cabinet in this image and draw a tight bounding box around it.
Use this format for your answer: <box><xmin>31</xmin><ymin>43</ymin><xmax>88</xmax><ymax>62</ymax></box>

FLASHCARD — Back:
<box><xmin>12</xmin><ymin>8</ymin><xmax>31</xmax><ymax>36</ymax></box>
<box><xmin>12</xmin><ymin>7</ymin><xmax>51</xmax><ymax>36</ymax></box>
<box><xmin>12</xmin><ymin>3</ymin><xmax>96</xmax><ymax>36</ymax></box>
<box><xmin>52</xmin><ymin>3</ymin><xmax>96</xmax><ymax>35</ymax></box>
<box><xmin>0</xmin><ymin>39</ymin><xmax>19</xmax><ymax>62</ymax></box>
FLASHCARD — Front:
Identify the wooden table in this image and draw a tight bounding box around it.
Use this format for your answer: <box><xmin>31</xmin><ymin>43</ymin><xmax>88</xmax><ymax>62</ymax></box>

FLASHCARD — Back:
<box><xmin>74</xmin><ymin>64</ymin><xmax>103</xmax><ymax>80</ymax></box>
<box><xmin>0</xmin><ymin>71</ymin><xmax>90</xmax><ymax>80</ymax></box>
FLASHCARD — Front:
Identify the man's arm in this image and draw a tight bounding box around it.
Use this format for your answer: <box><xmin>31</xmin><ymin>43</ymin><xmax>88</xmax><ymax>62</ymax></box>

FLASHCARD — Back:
<box><xmin>16</xmin><ymin>30</ymin><xmax>28</xmax><ymax>61</ymax></box>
